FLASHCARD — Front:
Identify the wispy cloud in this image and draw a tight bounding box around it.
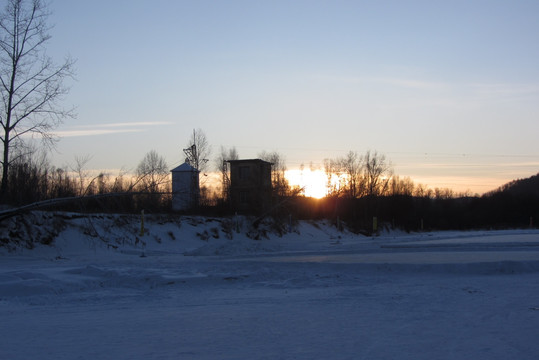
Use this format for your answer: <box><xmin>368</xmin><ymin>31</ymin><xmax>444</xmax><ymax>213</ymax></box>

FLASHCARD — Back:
<box><xmin>83</xmin><ymin>121</ymin><xmax>173</xmax><ymax>128</ymax></box>
<box><xmin>54</xmin><ymin>121</ymin><xmax>172</xmax><ymax>138</ymax></box>
<box><xmin>54</xmin><ymin>128</ymin><xmax>144</xmax><ymax>137</ymax></box>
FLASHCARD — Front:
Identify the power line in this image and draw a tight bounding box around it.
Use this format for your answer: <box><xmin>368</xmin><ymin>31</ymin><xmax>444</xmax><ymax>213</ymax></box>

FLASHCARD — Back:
<box><xmin>219</xmin><ymin>144</ymin><xmax>539</xmax><ymax>160</ymax></box>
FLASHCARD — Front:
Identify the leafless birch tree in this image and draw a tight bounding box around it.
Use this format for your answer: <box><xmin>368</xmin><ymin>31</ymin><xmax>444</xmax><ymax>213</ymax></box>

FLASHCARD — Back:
<box><xmin>0</xmin><ymin>0</ymin><xmax>75</xmax><ymax>199</ymax></box>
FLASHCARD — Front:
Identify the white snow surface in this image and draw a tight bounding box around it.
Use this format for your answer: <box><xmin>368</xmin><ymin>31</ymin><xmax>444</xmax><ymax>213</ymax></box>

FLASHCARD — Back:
<box><xmin>2</xmin><ymin>212</ymin><xmax>539</xmax><ymax>360</ymax></box>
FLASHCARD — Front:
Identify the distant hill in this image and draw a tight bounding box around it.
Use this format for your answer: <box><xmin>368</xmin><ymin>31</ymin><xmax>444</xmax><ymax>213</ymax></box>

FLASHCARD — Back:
<box><xmin>488</xmin><ymin>172</ymin><xmax>539</xmax><ymax>197</ymax></box>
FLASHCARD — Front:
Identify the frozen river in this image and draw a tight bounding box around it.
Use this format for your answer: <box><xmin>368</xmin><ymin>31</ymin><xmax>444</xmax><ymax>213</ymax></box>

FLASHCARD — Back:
<box><xmin>236</xmin><ymin>232</ymin><xmax>539</xmax><ymax>268</ymax></box>
<box><xmin>2</xmin><ymin>217</ymin><xmax>539</xmax><ymax>360</ymax></box>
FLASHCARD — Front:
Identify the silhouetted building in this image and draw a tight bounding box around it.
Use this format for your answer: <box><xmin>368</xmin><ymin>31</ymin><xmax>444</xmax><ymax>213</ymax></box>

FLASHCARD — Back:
<box><xmin>171</xmin><ymin>161</ymin><xmax>199</xmax><ymax>211</ymax></box>
<box><xmin>227</xmin><ymin>159</ymin><xmax>272</xmax><ymax>214</ymax></box>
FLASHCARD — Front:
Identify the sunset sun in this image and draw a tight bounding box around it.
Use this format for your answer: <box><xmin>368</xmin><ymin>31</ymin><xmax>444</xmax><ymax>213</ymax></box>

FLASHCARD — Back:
<box><xmin>285</xmin><ymin>169</ymin><xmax>328</xmax><ymax>199</ymax></box>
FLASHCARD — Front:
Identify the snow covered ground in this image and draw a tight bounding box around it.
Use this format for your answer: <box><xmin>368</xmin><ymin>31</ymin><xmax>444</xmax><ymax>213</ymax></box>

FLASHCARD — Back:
<box><xmin>2</xmin><ymin>213</ymin><xmax>539</xmax><ymax>359</ymax></box>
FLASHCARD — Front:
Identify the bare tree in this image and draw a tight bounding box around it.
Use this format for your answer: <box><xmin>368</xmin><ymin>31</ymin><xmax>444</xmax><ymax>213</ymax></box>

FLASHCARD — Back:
<box><xmin>183</xmin><ymin>128</ymin><xmax>211</xmax><ymax>206</ymax></box>
<box><xmin>341</xmin><ymin>150</ymin><xmax>363</xmax><ymax>199</ymax></box>
<box><xmin>0</xmin><ymin>0</ymin><xmax>75</xmax><ymax>199</ymax></box>
<box><xmin>390</xmin><ymin>175</ymin><xmax>415</xmax><ymax>196</ymax></box>
<box><xmin>183</xmin><ymin>128</ymin><xmax>210</xmax><ymax>175</ymax></box>
<box><xmin>135</xmin><ymin>150</ymin><xmax>169</xmax><ymax>193</ymax></box>
<box><xmin>434</xmin><ymin>187</ymin><xmax>454</xmax><ymax>200</ymax></box>
<box><xmin>71</xmin><ymin>154</ymin><xmax>92</xmax><ymax>196</ymax></box>
<box><xmin>363</xmin><ymin>150</ymin><xmax>393</xmax><ymax>196</ymax></box>
<box><xmin>323</xmin><ymin>157</ymin><xmax>346</xmax><ymax>197</ymax></box>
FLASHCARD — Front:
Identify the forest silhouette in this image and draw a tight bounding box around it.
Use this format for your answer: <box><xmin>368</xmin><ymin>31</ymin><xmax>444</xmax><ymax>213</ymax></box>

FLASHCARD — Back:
<box><xmin>1</xmin><ymin>148</ymin><xmax>537</xmax><ymax>234</ymax></box>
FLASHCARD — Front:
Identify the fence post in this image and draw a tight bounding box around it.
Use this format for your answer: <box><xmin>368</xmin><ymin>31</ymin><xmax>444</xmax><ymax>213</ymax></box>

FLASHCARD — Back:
<box><xmin>140</xmin><ymin>209</ymin><xmax>145</xmax><ymax>236</ymax></box>
<box><xmin>289</xmin><ymin>213</ymin><xmax>292</xmax><ymax>232</ymax></box>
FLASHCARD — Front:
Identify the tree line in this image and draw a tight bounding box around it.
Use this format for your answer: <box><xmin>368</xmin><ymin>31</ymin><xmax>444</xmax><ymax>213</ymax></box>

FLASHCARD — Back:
<box><xmin>289</xmin><ymin>171</ymin><xmax>538</xmax><ymax>233</ymax></box>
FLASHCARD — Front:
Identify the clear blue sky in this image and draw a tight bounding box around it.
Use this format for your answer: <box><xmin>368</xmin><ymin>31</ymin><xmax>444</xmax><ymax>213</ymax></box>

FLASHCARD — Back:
<box><xmin>47</xmin><ymin>0</ymin><xmax>539</xmax><ymax>193</ymax></box>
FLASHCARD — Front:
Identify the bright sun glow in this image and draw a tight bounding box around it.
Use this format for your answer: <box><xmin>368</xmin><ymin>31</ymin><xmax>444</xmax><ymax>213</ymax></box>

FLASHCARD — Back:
<box><xmin>285</xmin><ymin>169</ymin><xmax>329</xmax><ymax>199</ymax></box>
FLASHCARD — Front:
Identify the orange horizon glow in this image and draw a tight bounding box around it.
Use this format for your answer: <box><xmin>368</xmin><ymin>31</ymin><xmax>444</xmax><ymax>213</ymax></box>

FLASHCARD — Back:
<box><xmin>83</xmin><ymin>167</ymin><xmax>522</xmax><ymax>198</ymax></box>
<box><xmin>284</xmin><ymin>168</ymin><xmax>515</xmax><ymax>198</ymax></box>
